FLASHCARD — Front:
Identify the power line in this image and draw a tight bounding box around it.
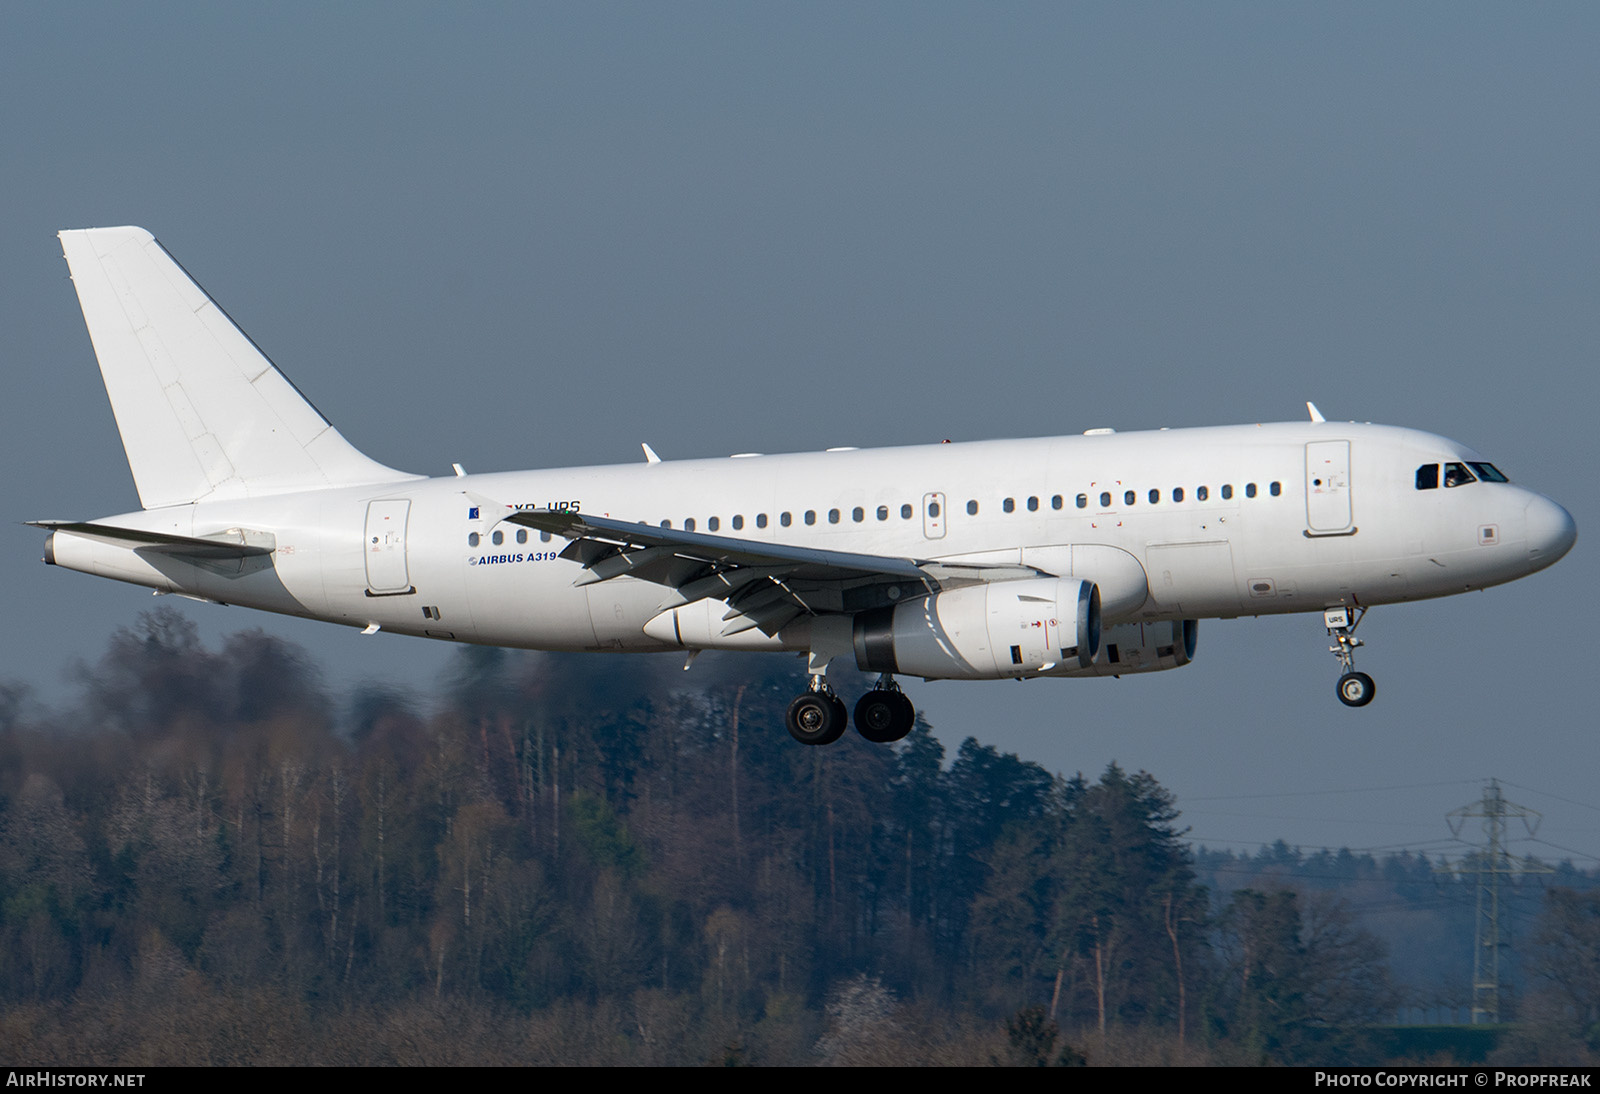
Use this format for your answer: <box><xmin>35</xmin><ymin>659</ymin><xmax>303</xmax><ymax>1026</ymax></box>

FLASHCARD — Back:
<box><xmin>1185</xmin><ymin>778</ymin><xmax>1479</xmax><ymax>803</ymax></box>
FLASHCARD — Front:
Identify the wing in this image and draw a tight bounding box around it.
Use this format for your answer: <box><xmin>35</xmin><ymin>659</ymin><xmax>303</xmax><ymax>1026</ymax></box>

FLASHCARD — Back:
<box><xmin>502</xmin><ymin>506</ymin><xmax>1040</xmax><ymax>638</ymax></box>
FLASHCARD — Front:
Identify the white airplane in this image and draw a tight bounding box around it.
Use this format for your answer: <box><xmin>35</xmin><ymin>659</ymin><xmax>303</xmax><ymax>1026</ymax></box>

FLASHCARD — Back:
<box><xmin>34</xmin><ymin>227</ymin><xmax>1577</xmax><ymax>745</ymax></box>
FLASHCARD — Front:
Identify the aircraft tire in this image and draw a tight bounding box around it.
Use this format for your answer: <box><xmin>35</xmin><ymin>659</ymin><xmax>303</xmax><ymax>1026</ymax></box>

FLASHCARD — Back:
<box><xmin>1336</xmin><ymin>671</ymin><xmax>1376</xmax><ymax>708</ymax></box>
<box><xmin>854</xmin><ymin>690</ymin><xmax>915</xmax><ymax>743</ymax></box>
<box><xmin>787</xmin><ymin>693</ymin><xmax>848</xmax><ymax>746</ymax></box>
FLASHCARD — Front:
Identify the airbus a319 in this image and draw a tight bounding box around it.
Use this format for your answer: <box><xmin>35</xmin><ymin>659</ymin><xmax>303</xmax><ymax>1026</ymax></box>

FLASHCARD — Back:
<box><xmin>33</xmin><ymin>228</ymin><xmax>1577</xmax><ymax>745</ymax></box>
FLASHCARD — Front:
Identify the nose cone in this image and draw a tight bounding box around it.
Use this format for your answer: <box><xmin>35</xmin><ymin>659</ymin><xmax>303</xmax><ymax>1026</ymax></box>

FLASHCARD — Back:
<box><xmin>1525</xmin><ymin>494</ymin><xmax>1577</xmax><ymax>570</ymax></box>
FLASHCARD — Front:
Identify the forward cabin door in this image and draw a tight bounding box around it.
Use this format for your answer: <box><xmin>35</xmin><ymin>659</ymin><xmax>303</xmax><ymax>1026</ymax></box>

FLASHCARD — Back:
<box><xmin>1305</xmin><ymin>441</ymin><xmax>1353</xmax><ymax>534</ymax></box>
<box><xmin>364</xmin><ymin>499</ymin><xmax>414</xmax><ymax>594</ymax></box>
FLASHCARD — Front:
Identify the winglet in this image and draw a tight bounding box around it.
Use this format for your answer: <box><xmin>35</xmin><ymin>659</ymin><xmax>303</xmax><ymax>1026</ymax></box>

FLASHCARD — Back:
<box><xmin>642</xmin><ymin>443</ymin><xmax>662</xmax><ymax>464</ymax></box>
<box><xmin>1306</xmin><ymin>401</ymin><xmax>1326</xmax><ymax>423</ymax></box>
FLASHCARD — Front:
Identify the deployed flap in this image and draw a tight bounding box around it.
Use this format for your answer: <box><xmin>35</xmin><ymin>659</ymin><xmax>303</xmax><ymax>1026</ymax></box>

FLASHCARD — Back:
<box><xmin>28</xmin><ymin>520</ymin><xmax>275</xmax><ymax>559</ymax></box>
<box><xmin>58</xmin><ymin>227</ymin><xmax>419</xmax><ymax>509</ymax></box>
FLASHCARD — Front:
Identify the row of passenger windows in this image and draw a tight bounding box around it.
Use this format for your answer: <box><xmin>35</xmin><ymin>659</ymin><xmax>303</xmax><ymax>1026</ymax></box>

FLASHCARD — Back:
<box><xmin>468</xmin><ymin>528</ymin><xmax>553</xmax><ymax>548</ymax></box>
<box><xmin>1067</xmin><ymin>480</ymin><xmax>1280</xmax><ymax>509</ymax></box>
<box><xmin>661</xmin><ymin>481</ymin><xmax>1282</xmax><ymax>532</ymax></box>
<box><xmin>1415</xmin><ymin>462</ymin><xmax>1508</xmax><ymax>490</ymax></box>
<box><xmin>675</xmin><ymin>504</ymin><xmax>916</xmax><ymax>532</ymax></box>
<box><xmin>466</xmin><ymin>479</ymin><xmax>1287</xmax><ymax>546</ymax></box>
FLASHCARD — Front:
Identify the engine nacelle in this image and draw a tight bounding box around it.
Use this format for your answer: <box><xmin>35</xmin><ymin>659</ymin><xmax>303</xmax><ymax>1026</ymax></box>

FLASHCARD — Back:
<box><xmin>854</xmin><ymin>577</ymin><xmax>1100</xmax><ymax>680</ymax></box>
<box><xmin>1057</xmin><ymin>619</ymin><xmax>1197</xmax><ymax>677</ymax></box>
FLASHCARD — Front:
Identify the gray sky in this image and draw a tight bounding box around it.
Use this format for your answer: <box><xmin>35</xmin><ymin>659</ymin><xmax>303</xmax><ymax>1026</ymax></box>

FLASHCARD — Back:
<box><xmin>4</xmin><ymin>2</ymin><xmax>1596</xmax><ymax>862</ymax></box>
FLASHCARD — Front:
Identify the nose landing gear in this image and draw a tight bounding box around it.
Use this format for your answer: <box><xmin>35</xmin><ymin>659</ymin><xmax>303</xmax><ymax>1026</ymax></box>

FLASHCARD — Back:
<box><xmin>1325</xmin><ymin>605</ymin><xmax>1375</xmax><ymax>708</ymax></box>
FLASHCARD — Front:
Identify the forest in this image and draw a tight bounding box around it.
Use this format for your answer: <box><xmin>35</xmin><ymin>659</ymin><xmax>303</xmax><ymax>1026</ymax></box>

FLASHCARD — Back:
<box><xmin>1</xmin><ymin>608</ymin><xmax>1595</xmax><ymax>1065</ymax></box>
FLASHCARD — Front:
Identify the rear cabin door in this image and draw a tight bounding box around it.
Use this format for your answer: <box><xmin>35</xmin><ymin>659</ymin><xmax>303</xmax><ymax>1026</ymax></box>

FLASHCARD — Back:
<box><xmin>364</xmin><ymin>499</ymin><xmax>414</xmax><ymax>594</ymax></box>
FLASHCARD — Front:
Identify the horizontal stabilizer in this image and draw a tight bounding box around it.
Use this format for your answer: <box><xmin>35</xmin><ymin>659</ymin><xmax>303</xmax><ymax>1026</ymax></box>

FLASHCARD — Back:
<box><xmin>28</xmin><ymin>520</ymin><xmax>275</xmax><ymax>559</ymax></box>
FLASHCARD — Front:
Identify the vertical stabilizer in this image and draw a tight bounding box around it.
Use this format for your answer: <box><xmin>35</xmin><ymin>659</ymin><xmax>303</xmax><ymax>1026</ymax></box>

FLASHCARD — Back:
<box><xmin>59</xmin><ymin>227</ymin><xmax>419</xmax><ymax>509</ymax></box>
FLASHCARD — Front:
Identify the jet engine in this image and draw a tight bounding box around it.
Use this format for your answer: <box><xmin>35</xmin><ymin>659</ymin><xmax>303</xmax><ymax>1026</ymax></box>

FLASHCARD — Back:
<box><xmin>853</xmin><ymin>577</ymin><xmax>1100</xmax><ymax>680</ymax></box>
<box><xmin>1058</xmin><ymin>619</ymin><xmax>1197</xmax><ymax>677</ymax></box>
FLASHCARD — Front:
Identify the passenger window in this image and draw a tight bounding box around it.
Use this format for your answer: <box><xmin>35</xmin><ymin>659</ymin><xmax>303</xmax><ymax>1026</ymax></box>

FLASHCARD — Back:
<box><xmin>1416</xmin><ymin>464</ymin><xmax>1439</xmax><ymax>490</ymax></box>
<box><xmin>685</xmin><ymin>518</ymin><xmax>696</xmax><ymax>531</ymax></box>
<box><xmin>1173</xmin><ymin>487</ymin><xmax>1184</xmax><ymax>502</ymax></box>
<box><xmin>877</xmin><ymin>505</ymin><xmax>888</xmax><ymax>521</ymax></box>
<box><xmin>1052</xmin><ymin>495</ymin><xmax>1063</xmax><ymax>510</ymax></box>
<box><xmin>852</xmin><ymin>507</ymin><xmax>864</xmax><ymax>522</ymax></box>
<box><xmin>492</xmin><ymin>530</ymin><xmax>503</xmax><ymax>546</ymax></box>
<box><xmin>804</xmin><ymin>510</ymin><xmax>816</xmax><ymax>525</ymax></box>
<box><xmin>660</xmin><ymin>520</ymin><xmax>671</xmax><ymax>529</ymax></box>
<box><xmin>928</xmin><ymin>500</ymin><xmax>941</xmax><ymax>518</ymax></box>
<box><xmin>708</xmin><ymin>517</ymin><xmax>720</xmax><ymax>531</ymax></box>
<box><xmin>1444</xmin><ymin>462</ymin><xmax>1476</xmax><ymax>488</ymax></box>
<box><xmin>1221</xmin><ymin>484</ymin><xmax>1233</xmax><ymax>500</ymax></box>
<box><xmin>781</xmin><ymin>512</ymin><xmax>792</xmax><ymax>527</ymax></box>
<box><xmin>1027</xmin><ymin>496</ymin><xmax>1039</xmax><ymax>511</ymax></box>
<box><xmin>1100</xmin><ymin>492</ymin><xmax>1112</xmax><ymax>508</ymax></box>
<box><xmin>732</xmin><ymin>515</ymin><xmax>744</xmax><ymax>530</ymax></box>
<box><xmin>1270</xmin><ymin>481</ymin><xmax>1282</xmax><ymax>496</ymax></box>
<box><xmin>1245</xmin><ymin>483</ymin><xmax>1257</xmax><ymax>498</ymax></box>
<box><xmin>1003</xmin><ymin>498</ymin><xmax>1015</xmax><ymax>513</ymax></box>
<box><xmin>1076</xmin><ymin>494</ymin><xmax>1087</xmax><ymax>509</ymax></box>
<box><xmin>541</xmin><ymin>531</ymin><xmax>552</xmax><ymax>543</ymax></box>
<box><xmin>757</xmin><ymin>513</ymin><xmax>768</xmax><ymax>529</ymax></box>
<box><xmin>517</xmin><ymin>529</ymin><xmax>528</xmax><ymax>544</ymax></box>
<box><xmin>1149</xmin><ymin>489</ymin><xmax>1160</xmax><ymax>504</ymax></box>
<box><xmin>468</xmin><ymin>532</ymin><xmax>480</xmax><ymax>547</ymax></box>
<box><xmin>1197</xmin><ymin>486</ymin><xmax>1209</xmax><ymax>501</ymax></box>
<box><xmin>901</xmin><ymin>503</ymin><xmax>913</xmax><ymax>519</ymax></box>
<box><xmin>967</xmin><ymin>499</ymin><xmax>979</xmax><ymax>515</ymax></box>
<box><xmin>828</xmin><ymin>509</ymin><xmax>840</xmax><ymax>524</ymax></box>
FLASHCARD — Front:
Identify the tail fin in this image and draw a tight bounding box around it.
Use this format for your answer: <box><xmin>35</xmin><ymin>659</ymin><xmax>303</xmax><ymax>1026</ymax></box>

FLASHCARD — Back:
<box><xmin>59</xmin><ymin>227</ymin><xmax>419</xmax><ymax>509</ymax></box>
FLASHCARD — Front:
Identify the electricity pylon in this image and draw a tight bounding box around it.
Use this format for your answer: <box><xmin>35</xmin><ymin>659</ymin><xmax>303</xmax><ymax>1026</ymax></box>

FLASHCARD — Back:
<box><xmin>1439</xmin><ymin>779</ymin><xmax>1550</xmax><ymax>1024</ymax></box>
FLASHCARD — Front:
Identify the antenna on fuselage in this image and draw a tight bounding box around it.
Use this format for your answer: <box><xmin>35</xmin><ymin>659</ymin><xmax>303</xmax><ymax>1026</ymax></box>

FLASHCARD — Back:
<box><xmin>1306</xmin><ymin>401</ymin><xmax>1326</xmax><ymax>423</ymax></box>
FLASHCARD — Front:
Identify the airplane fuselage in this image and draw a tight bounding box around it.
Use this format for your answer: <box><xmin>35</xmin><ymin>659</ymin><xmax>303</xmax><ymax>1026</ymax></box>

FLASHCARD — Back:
<box><xmin>47</xmin><ymin>420</ymin><xmax>1572</xmax><ymax>660</ymax></box>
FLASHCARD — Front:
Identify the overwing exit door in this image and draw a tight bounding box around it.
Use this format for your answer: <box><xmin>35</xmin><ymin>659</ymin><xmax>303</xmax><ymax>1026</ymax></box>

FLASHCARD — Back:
<box><xmin>922</xmin><ymin>492</ymin><xmax>946</xmax><ymax>539</ymax></box>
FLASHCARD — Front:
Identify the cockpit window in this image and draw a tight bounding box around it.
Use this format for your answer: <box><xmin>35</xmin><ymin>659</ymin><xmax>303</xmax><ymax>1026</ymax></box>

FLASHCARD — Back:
<box><xmin>1443</xmin><ymin>462</ymin><xmax>1477</xmax><ymax>488</ymax></box>
<box><xmin>1415</xmin><ymin>464</ymin><xmax>1438</xmax><ymax>490</ymax></box>
<box><xmin>1469</xmin><ymin>462</ymin><xmax>1509</xmax><ymax>483</ymax></box>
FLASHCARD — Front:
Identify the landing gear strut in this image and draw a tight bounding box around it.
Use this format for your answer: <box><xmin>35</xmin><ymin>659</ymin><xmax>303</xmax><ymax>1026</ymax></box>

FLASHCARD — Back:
<box><xmin>786</xmin><ymin>676</ymin><xmax>848</xmax><ymax>746</ymax></box>
<box><xmin>853</xmin><ymin>675</ymin><xmax>916</xmax><ymax>743</ymax></box>
<box><xmin>1325</xmin><ymin>605</ymin><xmax>1376</xmax><ymax>708</ymax></box>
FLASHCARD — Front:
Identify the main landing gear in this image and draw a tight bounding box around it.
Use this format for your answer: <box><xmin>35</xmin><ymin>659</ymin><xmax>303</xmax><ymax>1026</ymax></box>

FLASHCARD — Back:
<box><xmin>853</xmin><ymin>676</ymin><xmax>917</xmax><ymax>744</ymax></box>
<box><xmin>785</xmin><ymin>674</ymin><xmax>917</xmax><ymax>746</ymax></box>
<box><xmin>1325</xmin><ymin>605</ymin><xmax>1376</xmax><ymax>708</ymax></box>
<box><xmin>785</xmin><ymin>678</ymin><xmax>848</xmax><ymax>746</ymax></box>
